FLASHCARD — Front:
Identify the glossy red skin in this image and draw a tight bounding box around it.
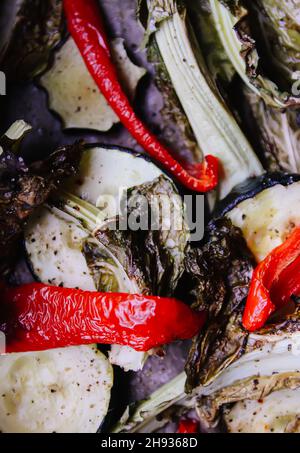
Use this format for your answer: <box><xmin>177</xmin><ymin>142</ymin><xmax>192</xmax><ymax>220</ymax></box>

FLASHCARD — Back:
<box><xmin>177</xmin><ymin>419</ymin><xmax>199</xmax><ymax>433</ymax></box>
<box><xmin>63</xmin><ymin>0</ymin><xmax>219</xmax><ymax>193</ymax></box>
<box><xmin>243</xmin><ymin>227</ymin><xmax>300</xmax><ymax>332</ymax></box>
<box><xmin>270</xmin><ymin>255</ymin><xmax>300</xmax><ymax>307</ymax></box>
<box><xmin>1</xmin><ymin>284</ymin><xmax>206</xmax><ymax>354</ymax></box>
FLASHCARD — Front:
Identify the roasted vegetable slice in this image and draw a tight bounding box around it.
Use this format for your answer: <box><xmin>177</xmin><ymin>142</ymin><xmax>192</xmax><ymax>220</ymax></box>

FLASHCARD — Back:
<box><xmin>41</xmin><ymin>37</ymin><xmax>146</xmax><ymax>131</ymax></box>
<box><xmin>0</xmin><ymin>345</ymin><xmax>113</xmax><ymax>433</ymax></box>
<box><xmin>26</xmin><ymin>207</ymin><xmax>101</xmax><ymax>291</ymax></box>
<box><xmin>216</xmin><ymin>173</ymin><xmax>300</xmax><ymax>262</ymax></box>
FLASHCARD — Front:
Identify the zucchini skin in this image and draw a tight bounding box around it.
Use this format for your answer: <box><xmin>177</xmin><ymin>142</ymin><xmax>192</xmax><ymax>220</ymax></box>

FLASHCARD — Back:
<box><xmin>214</xmin><ymin>173</ymin><xmax>300</xmax><ymax>218</ymax></box>
<box><xmin>81</xmin><ymin>142</ymin><xmax>194</xmax><ymax>195</ymax></box>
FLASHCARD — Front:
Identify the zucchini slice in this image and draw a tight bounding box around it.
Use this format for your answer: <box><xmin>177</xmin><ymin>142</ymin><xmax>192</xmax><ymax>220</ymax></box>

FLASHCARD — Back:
<box><xmin>64</xmin><ymin>145</ymin><xmax>163</xmax><ymax>215</ymax></box>
<box><xmin>0</xmin><ymin>345</ymin><xmax>113</xmax><ymax>433</ymax></box>
<box><xmin>41</xmin><ymin>38</ymin><xmax>146</xmax><ymax>131</ymax></box>
<box><xmin>215</xmin><ymin>174</ymin><xmax>300</xmax><ymax>262</ymax></box>
<box><xmin>26</xmin><ymin>207</ymin><xmax>96</xmax><ymax>290</ymax></box>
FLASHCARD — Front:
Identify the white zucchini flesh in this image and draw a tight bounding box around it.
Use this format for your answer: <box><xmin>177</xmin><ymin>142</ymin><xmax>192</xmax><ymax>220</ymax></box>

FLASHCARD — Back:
<box><xmin>227</xmin><ymin>181</ymin><xmax>300</xmax><ymax>262</ymax></box>
<box><xmin>0</xmin><ymin>345</ymin><xmax>113</xmax><ymax>433</ymax></box>
<box><xmin>224</xmin><ymin>388</ymin><xmax>300</xmax><ymax>433</ymax></box>
<box><xmin>41</xmin><ymin>37</ymin><xmax>145</xmax><ymax>132</ymax></box>
<box><xmin>26</xmin><ymin>207</ymin><xmax>96</xmax><ymax>290</ymax></box>
<box><xmin>64</xmin><ymin>146</ymin><xmax>163</xmax><ymax>224</ymax></box>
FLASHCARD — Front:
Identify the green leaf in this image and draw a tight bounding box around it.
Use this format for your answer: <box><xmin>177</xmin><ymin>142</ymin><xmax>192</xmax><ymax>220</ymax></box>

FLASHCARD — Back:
<box><xmin>0</xmin><ymin>123</ymin><xmax>83</xmax><ymax>275</ymax></box>
<box><xmin>1</xmin><ymin>0</ymin><xmax>65</xmax><ymax>81</ymax></box>
<box><xmin>211</xmin><ymin>0</ymin><xmax>300</xmax><ymax>108</ymax></box>
<box><xmin>244</xmin><ymin>88</ymin><xmax>300</xmax><ymax>172</ymax></box>
<box><xmin>58</xmin><ymin>175</ymin><xmax>190</xmax><ymax>297</ymax></box>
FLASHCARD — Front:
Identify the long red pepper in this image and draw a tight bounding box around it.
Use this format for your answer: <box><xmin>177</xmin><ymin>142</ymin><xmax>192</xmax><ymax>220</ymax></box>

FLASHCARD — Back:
<box><xmin>0</xmin><ymin>283</ymin><xmax>205</xmax><ymax>354</ymax></box>
<box><xmin>243</xmin><ymin>227</ymin><xmax>300</xmax><ymax>332</ymax></box>
<box><xmin>63</xmin><ymin>0</ymin><xmax>219</xmax><ymax>193</ymax></box>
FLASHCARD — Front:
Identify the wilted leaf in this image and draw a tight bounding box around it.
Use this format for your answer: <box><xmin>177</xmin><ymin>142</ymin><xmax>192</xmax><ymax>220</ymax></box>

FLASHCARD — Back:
<box><xmin>0</xmin><ymin>121</ymin><xmax>83</xmax><ymax>275</ymax></box>
<box><xmin>1</xmin><ymin>0</ymin><xmax>65</xmax><ymax>81</ymax></box>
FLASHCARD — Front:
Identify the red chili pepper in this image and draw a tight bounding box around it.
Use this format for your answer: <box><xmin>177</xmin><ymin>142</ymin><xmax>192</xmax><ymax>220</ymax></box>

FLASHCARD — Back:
<box><xmin>177</xmin><ymin>418</ymin><xmax>199</xmax><ymax>434</ymax></box>
<box><xmin>0</xmin><ymin>283</ymin><xmax>205</xmax><ymax>354</ymax></box>
<box><xmin>243</xmin><ymin>227</ymin><xmax>300</xmax><ymax>332</ymax></box>
<box><xmin>63</xmin><ymin>0</ymin><xmax>219</xmax><ymax>193</ymax></box>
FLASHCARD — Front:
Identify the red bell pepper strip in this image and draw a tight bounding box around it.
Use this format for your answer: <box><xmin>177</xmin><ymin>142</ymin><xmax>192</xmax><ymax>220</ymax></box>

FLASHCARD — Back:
<box><xmin>177</xmin><ymin>419</ymin><xmax>199</xmax><ymax>434</ymax></box>
<box><xmin>63</xmin><ymin>0</ymin><xmax>219</xmax><ymax>193</ymax></box>
<box><xmin>0</xmin><ymin>283</ymin><xmax>205</xmax><ymax>354</ymax></box>
<box><xmin>243</xmin><ymin>227</ymin><xmax>300</xmax><ymax>332</ymax></box>
<box><xmin>270</xmin><ymin>255</ymin><xmax>300</xmax><ymax>309</ymax></box>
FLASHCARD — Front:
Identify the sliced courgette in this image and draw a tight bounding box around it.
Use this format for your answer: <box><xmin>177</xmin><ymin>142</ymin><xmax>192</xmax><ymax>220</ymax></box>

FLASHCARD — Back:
<box><xmin>63</xmin><ymin>145</ymin><xmax>164</xmax><ymax>217</ymax></box>
<box><xmin>0</xmin><ymin>345</ymin><xmax>113</xmax><ymax>433</ymax></box>
<box><xmin>26</xmin><ymin>206</ymin><xmax>96</xmax><ymax>290</ymax></box>
<box><xmin>41</xmin><ymin>37</ymin><xmax>145</xmax><ymax>131</ymax></box>
<box><xmin>215</xmin><ymin>174</ymin><xmax>300</xmax><ymax>261</ymax></box>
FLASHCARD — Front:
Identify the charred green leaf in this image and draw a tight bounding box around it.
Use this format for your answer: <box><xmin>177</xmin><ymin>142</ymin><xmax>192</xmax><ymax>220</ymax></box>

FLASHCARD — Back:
<box><xmin>212</xmin><ymin>0</ymin><xmax>300</xmax><ymax>108</ymax></box>
<box><xmin>184</xmin><ymin>218</ymin><xmax>254</xmax><ymax>391</ymax></box>
<box><xmin>0</xmin><ymin>121</ymin><xmax>83</xmax><ymax>275</ymax></box>
<box><xmin>243</xmin><ymin>88</ymin><xmax>300</xmax><ymax>173</ymax></box>
<box><xmin>1</xmin><ymin>0</ymin><xmax>65</xmax><ymax>81</ymax></box>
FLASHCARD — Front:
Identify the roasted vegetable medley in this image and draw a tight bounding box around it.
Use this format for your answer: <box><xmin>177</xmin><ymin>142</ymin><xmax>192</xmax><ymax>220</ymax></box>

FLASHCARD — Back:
<box><xmin>0</xmin><ymin>0</ymin><xmax>300</xmax><ymax>434</ymax></box>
